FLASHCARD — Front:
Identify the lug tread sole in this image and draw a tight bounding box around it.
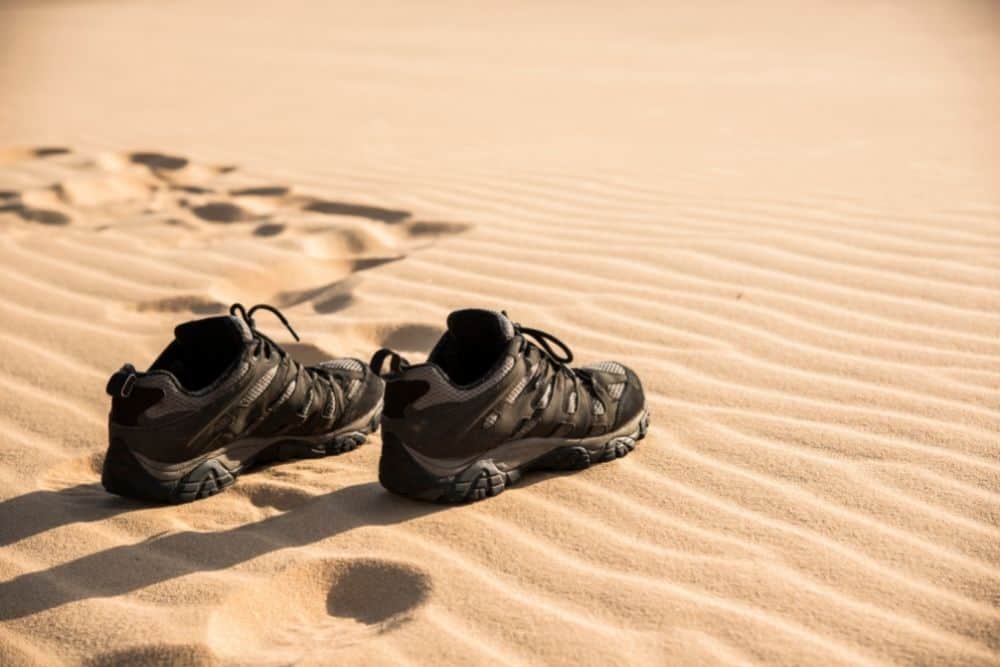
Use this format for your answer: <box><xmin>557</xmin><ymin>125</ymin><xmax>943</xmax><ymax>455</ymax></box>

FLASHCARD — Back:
<box><xmin>102</xmin><ymin>410</ymin><xmax>381</xmax><ymax>504</ymax></box>
<box><xmin>386</xmin><ymin>410</ymin><xmax>649</xmax><ymax>504</ymax></box>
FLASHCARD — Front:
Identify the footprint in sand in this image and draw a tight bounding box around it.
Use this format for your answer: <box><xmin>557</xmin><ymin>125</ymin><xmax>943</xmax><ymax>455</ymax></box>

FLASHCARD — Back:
<box><xmin>128</xmin><ymin>151</ymin><xmax>189</xmax><ymax>171</ymax></box>
<box><xmin>13</xmin><ymin>205</ymin><xmax>72</xmax><ymax>225</ymax></box>
<box><xmin>0</xmin><ymin>145</ymin><xmax>72</xmax><ymax>165</ymax></box>
<box><xmin>406</xmin><ymin>220</ymin><xmax>472</xmax><ymax>237</ymax></box>
<box><xmin>0</xmin><ymin>189</ymin><xmax>73</xmax><ymax>226</ymax></box>
<box><xmin>169</xmin><ymin>184</ymin><xmax>215</xmax><ymax>194</ymax></box>
<box><xmin>135</xmin><ymin>295</ymin><xmax>227</xmax><ymax>315</ymax></box>
<box><xmin>33</xmin><ymin>146</ymin><xmax>72</xmax><ymax>158</ymax></box>
<box><xmin>326</xmin><ymin>559</ymin><xmax>430</xmax><ymax>626</ymax></box>
<box><xmin>189</xmin><ymin>201</ymin><xmax>255</xmax><ymax>223</ymax></box>
<box><xmin>231</xmin><ymin>185</ymin><xmax>290</xmax><ymax>197</ymax></box>
<box><xmin>313</xmin><ymin>290</ymin><xmax>354</xmax><ymax>314</ymax></box>
<box><xmin>302</xmin><ymin>198</ymin><xmax>412</xmax><ymax>224</ymax></box>
<box><xmin>253</xmin><ymin>222</ymin><xmax>285</xmax><ymax>237</ymax></box>
<box><xmin>276</xmin><ymin>274</ymin><xmax>361</xmax><ymax>313</ymax></box>
<box><xmin>207</xmin><ymin>557</ymin><xmax>430</xmax><ymax>662</ymax></box>
<box><xmin>0</xmin><ymin>146</ymin><xmax>470</xmax><ymax>319</ymax></box>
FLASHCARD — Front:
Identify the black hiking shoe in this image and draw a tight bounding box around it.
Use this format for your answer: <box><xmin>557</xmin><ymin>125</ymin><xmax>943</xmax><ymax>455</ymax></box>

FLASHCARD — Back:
<box><xmin>372</xmin><ymin>309</ymin><xmax>648</xmax><ymax>502</ymax></box>
<box><xmin>101</xmin><ymin>303</ymin><xmax>384</xmax><ymax>503</ymax></box>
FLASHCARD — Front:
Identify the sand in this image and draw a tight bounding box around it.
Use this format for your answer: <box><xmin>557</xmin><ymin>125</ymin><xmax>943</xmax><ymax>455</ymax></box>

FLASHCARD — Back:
<box><xmin>0</xmin><ymin>0</ymin><xmax>998</xmax><ymax>664</ymax></box>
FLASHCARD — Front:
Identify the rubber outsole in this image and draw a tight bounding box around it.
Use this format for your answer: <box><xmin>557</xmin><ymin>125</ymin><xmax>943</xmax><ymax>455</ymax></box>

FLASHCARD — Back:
<box><xmin>102</xmin><ymin>410</ymin><xmax>381</xmax><ymax>504</ymax></box>
<box><xmin>379</xmin><ymin>410</ymin><xmax>649</xmax><ymax>503</ymax></box>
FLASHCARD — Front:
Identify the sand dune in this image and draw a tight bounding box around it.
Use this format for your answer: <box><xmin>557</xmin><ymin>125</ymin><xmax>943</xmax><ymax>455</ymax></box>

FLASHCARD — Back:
<box><xmin>1</xmin><ymin>0</ymin><xmax>999</xmax><ymax>665</ymax></box>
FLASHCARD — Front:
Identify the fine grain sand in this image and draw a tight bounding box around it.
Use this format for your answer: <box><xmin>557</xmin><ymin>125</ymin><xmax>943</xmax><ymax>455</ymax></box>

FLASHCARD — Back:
<box><xmin>1</xmin><ymin>1</ymin><xmax>999</xmax><ymax>665</ymax></box>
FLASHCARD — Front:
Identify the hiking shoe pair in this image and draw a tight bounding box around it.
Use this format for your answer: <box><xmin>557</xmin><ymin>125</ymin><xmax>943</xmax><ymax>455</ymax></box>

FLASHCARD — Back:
<box><xmin>102</xmin><ymin>305</ymin><xmax>648</xmax><ymax>504</ymax></box>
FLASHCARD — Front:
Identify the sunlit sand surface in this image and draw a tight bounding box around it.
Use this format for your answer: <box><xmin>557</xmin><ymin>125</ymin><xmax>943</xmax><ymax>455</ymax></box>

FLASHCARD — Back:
<box><xmin>1</xmin><ymin>1</ymin><xmax>998</xmax><ymax>664</ymax></box>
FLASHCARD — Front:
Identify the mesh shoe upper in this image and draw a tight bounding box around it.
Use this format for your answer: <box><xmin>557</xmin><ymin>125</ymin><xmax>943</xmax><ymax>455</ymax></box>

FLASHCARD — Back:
<box><xmin>376</xmin><ymin>309</ymin><xmax>645</xmax><ymax>460</ymax></box>
<box><xmin>107</xmin><ymin>304</ymin><xmax>383</xmax><ymax>464</ymax></box>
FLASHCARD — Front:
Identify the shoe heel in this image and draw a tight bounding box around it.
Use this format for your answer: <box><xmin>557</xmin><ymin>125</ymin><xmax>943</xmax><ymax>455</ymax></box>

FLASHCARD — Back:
<box><xmin>101</xmin><ymin>437</ymin><xmax>177</xmax><ymax>503</ymax></box>
<box><xmin>378</xmin><ymin>432</ymin><xmax>444</xmax><ymax>501</ymax></box>
<box><xmin>378</xmin><ymin>432</ymin><xmax>509</xmax><ymax>503</ymax></box>
<box><xmin>102</xmin><ymin>438</ymin><xmax>235</xmax><ymax>504</ymax></box>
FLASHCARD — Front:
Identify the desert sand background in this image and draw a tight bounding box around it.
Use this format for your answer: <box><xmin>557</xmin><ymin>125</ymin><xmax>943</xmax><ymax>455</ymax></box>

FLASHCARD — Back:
<box><xmin>1</xmin><ymin>0</ymin><xmax>999</xmax><ymax>664</ymax></box>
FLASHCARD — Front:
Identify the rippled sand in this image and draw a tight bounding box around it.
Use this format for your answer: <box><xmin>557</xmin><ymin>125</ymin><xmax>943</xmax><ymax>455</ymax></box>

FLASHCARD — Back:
<box><xmin>1</xmin><ymin>1</ymin><xmax>998</xmax><ymax>664</ymax></box>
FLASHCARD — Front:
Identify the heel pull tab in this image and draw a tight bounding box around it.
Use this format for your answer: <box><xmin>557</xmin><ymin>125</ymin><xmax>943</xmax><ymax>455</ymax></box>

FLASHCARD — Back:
<box><xmin>106</xmin><ymin>364</ymin><xmax>138</xmax><ymax>397</ymax></box>
<box><xmin>370</xmin><ymin>348</ymin><xmax>410</xmax><ymax>376</ymax></box>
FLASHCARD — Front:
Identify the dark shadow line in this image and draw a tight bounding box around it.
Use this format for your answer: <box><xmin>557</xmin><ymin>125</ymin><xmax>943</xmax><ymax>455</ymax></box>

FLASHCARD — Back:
<box><xmin>303</xmin><ymin>199</ymin><xmax>411</xmax><ymax>224</ymax></box>
<box><xmin>0</xmin><ymin>484</ymin><xmax>145</xmax><ymax>549</ymax></box>
<box><xmin>0</xmin><ymin>482</ymin><xmax>442</xmax><ymax>621</ymax></box>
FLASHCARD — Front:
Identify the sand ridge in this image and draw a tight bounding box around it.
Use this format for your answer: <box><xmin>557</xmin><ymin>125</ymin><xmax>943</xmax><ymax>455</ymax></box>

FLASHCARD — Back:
<box><xmin>1</xmin><ymin>0</ymin><xmax>999</xmax><ymax>664</ymax></box>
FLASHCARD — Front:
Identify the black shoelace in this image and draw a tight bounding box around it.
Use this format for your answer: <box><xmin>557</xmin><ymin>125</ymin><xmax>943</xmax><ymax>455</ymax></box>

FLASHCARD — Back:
<box><xmin>231</xmin><ymin>303</ymin><xmax>300</xmax><ymax>345</ymax></box>
<box><xmin>513</xmin><ymin>324</ymin><xmax>574</xmax><ymax>365</ymax></box>
<box><xmin>505</xmin><ymin>314</ymin><xmax>598</xmax><ymax>407</ymax></box>
<box><xmin>504</xmin><ymin>311</ymin><xmax>574</xmax><ymax>368</ymax></box>
<box><xmin>230</xmin><ymin>303</ymin><xmax>342</xmax><ymax>417</ymax></box>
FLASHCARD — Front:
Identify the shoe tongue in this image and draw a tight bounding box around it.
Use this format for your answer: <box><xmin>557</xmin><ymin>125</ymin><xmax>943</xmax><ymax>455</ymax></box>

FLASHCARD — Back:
<box><xmin>174</xmin><ymin>315</ymin><xmax>253</xmax><ymax>346</ymax></box>
<box><xmin>445</xmin><ymin>309</ymin><xmax>515</xmax><ymax>349</ymax></box>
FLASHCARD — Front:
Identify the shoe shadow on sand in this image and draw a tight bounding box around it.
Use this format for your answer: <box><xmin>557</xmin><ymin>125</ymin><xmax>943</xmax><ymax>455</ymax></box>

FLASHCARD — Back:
<box><xmin>0</xmin><ymin>481</ymin><xmax>445</xmax><ymax>621</ymax></box>
<box><xmin>0</xmin><ymin>146</ymin><xmax>482</xmax><ymax>623</ymax></box>
<box><xmin>0</xmin><ymin>484</ymin><xmax>148</xmax><ymax>549</ymax></box>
